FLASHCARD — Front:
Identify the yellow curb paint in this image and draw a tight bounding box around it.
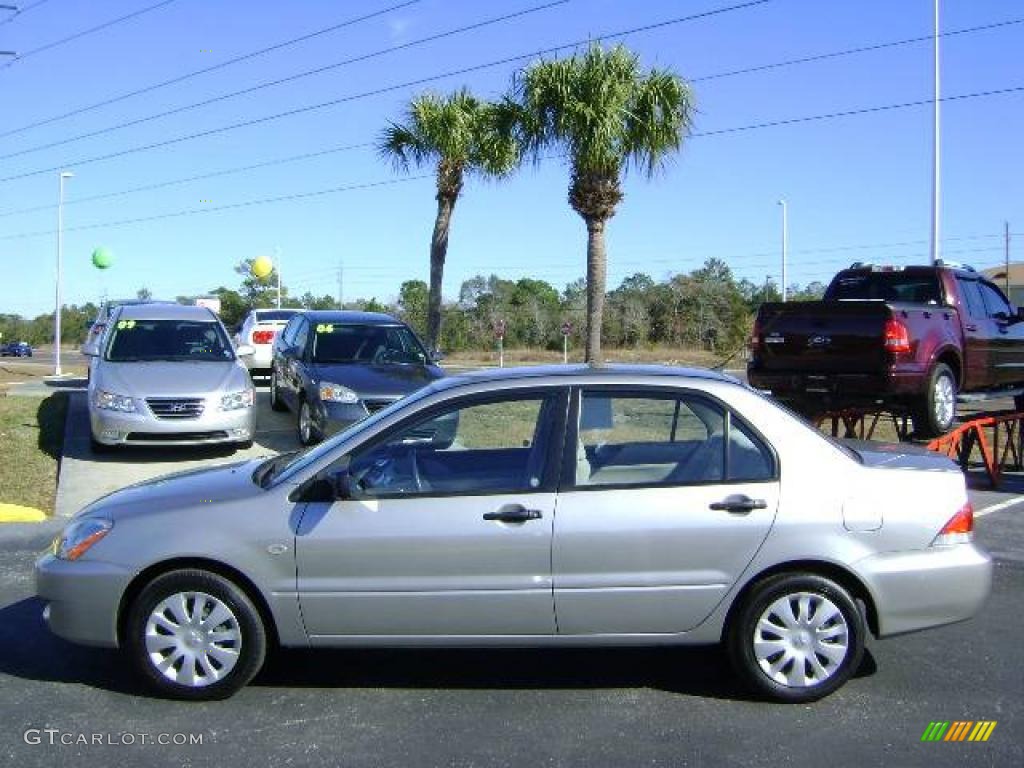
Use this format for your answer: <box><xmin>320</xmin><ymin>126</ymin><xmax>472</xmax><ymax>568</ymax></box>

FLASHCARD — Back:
<box><xmin>0</xmin><ymin>503</ymin><xmax>47</xmax><ymax>523</ymax></box>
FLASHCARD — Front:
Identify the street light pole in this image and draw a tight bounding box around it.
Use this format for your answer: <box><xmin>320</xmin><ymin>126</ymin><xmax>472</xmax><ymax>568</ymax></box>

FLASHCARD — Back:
<box><xmin>55</xmin><ymin>171</ymin><xmax>73</xmax><ymax>376</ymax></box>
<box><xmin>274</xmin><ymin>245</ymin><xmax>282</xmax><ymax>309</ymax></box>
<box><xmin>778</xmin><ymin>199</ymin><xmax>788</xmax><ymax>302</ymax></box>
<box><xmin>930</xmin><ymin>0</ymin><xmax>942</xmax><ymax>264</ymax></box>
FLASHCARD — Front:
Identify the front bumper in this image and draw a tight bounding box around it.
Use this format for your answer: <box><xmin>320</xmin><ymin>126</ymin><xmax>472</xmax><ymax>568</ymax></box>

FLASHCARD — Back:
<box><xmin>90</xmin><ymin>403</ymin><xmax>255</xmax><ymax>446</ymax></box>
<box><xmin>35</xmin><ymin>553</ymin><xmax>134</xmax><ymax>648</ymax></box>
<box><xmin>855</xmin><ymin>542</ymin><xmax>992</xmax><ymax>637</ymax></box>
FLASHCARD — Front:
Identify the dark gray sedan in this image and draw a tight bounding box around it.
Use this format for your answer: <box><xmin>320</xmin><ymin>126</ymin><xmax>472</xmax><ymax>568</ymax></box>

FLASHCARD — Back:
<box><xmin>35</xmin><ymin>365</ymin><xmax>991</xmax><ymax>702</ymax></box>
<box><xmin>270</xmin><ymin>311</ymin><xmax>444</xmax><ymax>445</ymax></box>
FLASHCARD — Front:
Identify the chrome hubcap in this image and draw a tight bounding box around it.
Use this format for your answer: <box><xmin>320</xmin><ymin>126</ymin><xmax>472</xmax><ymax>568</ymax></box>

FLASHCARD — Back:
<box><xmin>934</xmin><ymin>374</ymin><xmax>955</xmax><ymax>427</ymax></box>
<box><xmin>300</xmin><ymin>403</ymin><xmax>311</xmax><ymax>442</ymax></box>
<box><xmin>753</xmin><ymin>591</ymin><xmax>849</xmax><ymax>688</ymax></box>
<box><xmin>144</xmin><ymin>591</ymin><xmax>241</xmax><ymax>688</ymax></box>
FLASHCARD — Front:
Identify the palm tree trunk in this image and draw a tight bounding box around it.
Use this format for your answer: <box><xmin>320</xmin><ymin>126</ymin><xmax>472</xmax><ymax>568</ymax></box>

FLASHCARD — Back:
<box><xmin>584</xmin><ymin>217</ymin><xmax>608</xmax><ymax>363</ymax></box>
<box><xmin>428</xmin><ymin>195</ymin><xmax>455</xmax><ymax>350</ymax></box>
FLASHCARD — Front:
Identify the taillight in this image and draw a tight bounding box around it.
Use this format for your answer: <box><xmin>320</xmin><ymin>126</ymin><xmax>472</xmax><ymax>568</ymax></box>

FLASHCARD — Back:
<box><xmin>931</xmin><ymin>501</ymin><xmax>974</xmax><ymax>546</ymax></box>
<box><xmin>252</xmin><ymin>329</ymin><xmax>275</xmax><ymax>345</ymax></box>
<box><xmin>749</xmin><ymin>317</ymin><xmax>762</xmax><ymax>351</ymax></box>
<box><xmin>883</xmin><ymin>318</ymin><xmax>911</xmax><ymax>354</ymax></box>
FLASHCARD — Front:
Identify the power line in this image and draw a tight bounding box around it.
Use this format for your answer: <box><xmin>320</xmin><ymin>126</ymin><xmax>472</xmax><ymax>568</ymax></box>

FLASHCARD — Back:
<box><xmin>0</xmin><ymin>0</ymin><xmax>51</xmax><ymax>27</ymax></box>
<box><xmin>0</xmin><ymin>142</ymin><xmax>373</xmax><ymax>218</ymax></box>
<box><xmin>2</xmin><ymin>0</ymin><xmax>178</xmax><ymax>66</ymax></box>
<box><xmin>0</xmin><ymin>0</ymin><xmax>570</xmax><ymax>161</ymax></box>
<box><xmin>0</xmin><ymin>0</ymin><xmax>772</xmax><ymax>183</ymax></box>
<box><xmin>0</xmin><ymin>83</ymin><xmax>1019</xmax><ymax>239</ymax></box>
<box><xmin>0</xmin><ymin>0</ymin><xmax>421</xmax><ymax>138</ymax></box>
<box><xmin>0</xmin><ymin>10</ymin><xmax>1019</xmax><ymax>217</ymax></box>
<box><xmin>690</xmin><ymin>17</ymin><xmax>1024</xmax><ymax>83</ymax></box>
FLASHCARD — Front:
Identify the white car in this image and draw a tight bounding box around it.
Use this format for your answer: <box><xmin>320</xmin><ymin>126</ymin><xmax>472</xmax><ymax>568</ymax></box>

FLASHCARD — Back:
<box><xmin>234</xmin><ymin>308</ymin><xmax>300</xmax><ymax>378</ymax></box>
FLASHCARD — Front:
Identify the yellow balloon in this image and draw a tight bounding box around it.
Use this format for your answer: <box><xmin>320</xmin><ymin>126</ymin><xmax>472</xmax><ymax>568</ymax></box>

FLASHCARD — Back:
<box><xmin>251</xmin><ymin>255</ymin><xmax>273</xmax><ymax>279</ymax></box>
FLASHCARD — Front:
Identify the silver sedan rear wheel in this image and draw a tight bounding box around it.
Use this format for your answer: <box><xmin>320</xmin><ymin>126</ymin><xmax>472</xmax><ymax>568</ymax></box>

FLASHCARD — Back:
<box><xmin>128</xmin><ymin>569</ymin><xmax>266</xmax><ymax>700</ymax></box>
<box><xmin>753</xmin><ymin>592</ymin><xmax>849</xmax><ymax>687</ymax></box>
<box><xmin>728</xmin><ymin>573</ymin><xmax>865</xmax><ymax>703</ymax></box>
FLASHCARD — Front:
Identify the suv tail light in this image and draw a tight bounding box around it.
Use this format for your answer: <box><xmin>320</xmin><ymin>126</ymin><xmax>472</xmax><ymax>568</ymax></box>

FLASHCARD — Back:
<box><xmin>931</xmin><ymin>501</ymin><xmax>974</xmax><ymax>546</ymax></box>
<box><xmin>251</xmin><ymin>329</ymin><xmax>275</xmax><ymax>345</ymax></box>
<box><xmin>883</xmin><ymin>318</ymin><xmax>911</xmax><ymax>354</ymax></box>
<box><xmin>749</xmin><ymin>317</ymin><xmax>762</xmax><ymax>352</ymax></box>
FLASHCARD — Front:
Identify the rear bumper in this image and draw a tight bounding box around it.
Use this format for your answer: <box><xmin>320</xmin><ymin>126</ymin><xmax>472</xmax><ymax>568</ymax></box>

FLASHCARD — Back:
<box><xmin>748</xmin><ymin>367</ymin><xmax>926</xmax><ymax>404</ymax></box>
<box><xmin>855</xmin><ymin>542</ymin><xmax>992</xmax><ymax>637</ymax></box>
<box><xmin>35</xmin><ymin>554</ymin><xmax>132</xmax><ymax>648</ymax></box>
<box><xmin>240</xmin><ymin>345</ymin><xmax>274</xmax><ymax>372</ymax></box>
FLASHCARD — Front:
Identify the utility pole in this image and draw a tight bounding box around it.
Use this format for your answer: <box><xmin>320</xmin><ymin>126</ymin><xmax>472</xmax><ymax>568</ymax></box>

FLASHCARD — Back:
<box><xmin>778</xmin><ymin>199</ymin><xmax>788</xmax><ymax>302</ymax></box>
<box><xmin>54</xmin><ymin>171</ymin><xmax>73</xmax><ymax>376</ymax></box>
<box><xmin>930</xmin><ymin>0</ymin><xmax>942</xmax><ymax>264</ymax></box>
<box><xmin>337</xmin><ymin>259</ymin><xmax>344</xmax><ymax>309</ymax></box>
<box><xmin>1005</xmin><ymin>221</ymin><xmax>1012</xmax><ymax>297</ymax></box>
<box><xmin>274</xmin><ymin>245</ymin><xmax>282</xmax><ymax>309</ymax></box>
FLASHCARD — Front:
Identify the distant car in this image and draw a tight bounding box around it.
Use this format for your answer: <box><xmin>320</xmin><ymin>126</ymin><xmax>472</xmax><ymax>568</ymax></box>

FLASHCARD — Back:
<box><xmin>86</xmin><ymin>303</ymin><xmax>256</xmax><ymax>449</ymax></box>
<box><xmin>81</xmin><ymin>299</ymin><xmax>176</xmax><ymax>359</ymax></box>
<box><xmin>271</xmin><ymin>310</ymin><xmax>444</xmax><ymax>445</ymax></box>
<box><xmin>233</xmin><ymin>308</ymin><xmax>300</xmax><ymax>379</ymax></box>
<box><xmin>36</xmin><ymin>365</ymin><xmax>992</xmax><ymax>701</ymax></box>
<box><xmin>0</xmin><ymin>341</ymin><xmax>32</xmax><ymax>357</ymax></box>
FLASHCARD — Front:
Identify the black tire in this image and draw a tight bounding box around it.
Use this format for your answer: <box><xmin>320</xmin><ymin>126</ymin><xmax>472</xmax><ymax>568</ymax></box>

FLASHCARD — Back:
<box><xmin>727</xmin><ymin>572</ymin><xmax>866</xmax><ymax>703</ymax></box>
<box><xmin>125</xmin><ymin>569</ymin><xmax>266</xmax><ymax>701</ymax></box>
<box><xmin>269</xmin><ymin>372</ymin><xmax>287</xmax><ymax>412</ymax></box>
<box><xmin>235</xmin><ymin>440</ymin><xmax>254</xmax><ymax>451</ymax></box>
<box><xmin>297</xmin><ymin>397</ymin><xmax>321</xmax><ymax>446</ymax></box>
<box><xmin>913</xmin><ymin>362</ymin><xmax>957</xmax><ymax>438</ymax></box>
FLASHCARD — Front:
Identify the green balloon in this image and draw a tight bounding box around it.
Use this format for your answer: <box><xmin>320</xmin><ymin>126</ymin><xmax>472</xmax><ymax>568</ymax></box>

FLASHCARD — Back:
<box><xmin>91</xmin><ymin>247</ymin><xmax>114</xmax><ymax>269</ymax></box>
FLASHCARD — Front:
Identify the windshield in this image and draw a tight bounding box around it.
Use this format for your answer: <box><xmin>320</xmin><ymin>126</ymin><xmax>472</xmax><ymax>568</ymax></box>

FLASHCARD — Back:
<box><xmin>104</xmin><ymin>319</ymin><xmax>235</xmax><ymax>362</ymax></box>
<box><xmin>825</xmin><ymin>272</ymin><xmax>942</xmax><ymax>304</ymax></box>
<box><xmin>255</xmin><ymin>310</ymin><xmax>298</xmax><ymax>322</ymax></box>
<box><xmin>311</xmin><ymin>323</ymin><xmax>428</xmax><ymax>365</ymax></box>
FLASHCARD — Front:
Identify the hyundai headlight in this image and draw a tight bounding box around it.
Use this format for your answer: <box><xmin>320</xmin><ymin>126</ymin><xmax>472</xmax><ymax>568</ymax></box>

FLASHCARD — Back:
<box><xmin>319</xmin><ymin>382</ymin><xmax>359</xmax><ymax>403</ymax></box>
<box><xmin>54</xmin><ymin>518</ymin><xmax>113</xmax><ymax>561</ymax></box>
<box><xmin>94</xmin><ymin>389</ymin><xmax>135</xmax><ymax>412</ymax></box>
<box><xmin>221</xmin><ymin>388</ymin><xmax>255</xmax><ymax>411</ymax></box>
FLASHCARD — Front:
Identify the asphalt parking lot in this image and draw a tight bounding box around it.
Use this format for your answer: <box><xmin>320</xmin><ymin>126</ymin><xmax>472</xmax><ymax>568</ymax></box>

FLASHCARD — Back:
<box><xmin>0</xmin><ymin>377</ymin><xmax>1021</xmax><ymax>767</ymax></box>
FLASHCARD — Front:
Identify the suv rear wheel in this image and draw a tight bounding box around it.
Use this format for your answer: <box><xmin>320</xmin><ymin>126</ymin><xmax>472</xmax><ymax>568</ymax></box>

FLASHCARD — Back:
<box><xmin>914</xmin><ymin>362</ymin><xmax>957</xmax><ymax>438</ymax></box>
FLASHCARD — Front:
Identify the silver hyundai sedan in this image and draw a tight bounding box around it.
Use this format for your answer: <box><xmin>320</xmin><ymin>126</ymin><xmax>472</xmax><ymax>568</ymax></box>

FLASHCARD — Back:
<box><xmin>36</xmin><ymin>366</ymin><xmax>991</xmax><ymax>701</ymax></box>
<box><xmin>87</xmin><ymin>303</ymin><xmax>256</xmax><ymax>449</ymax></box>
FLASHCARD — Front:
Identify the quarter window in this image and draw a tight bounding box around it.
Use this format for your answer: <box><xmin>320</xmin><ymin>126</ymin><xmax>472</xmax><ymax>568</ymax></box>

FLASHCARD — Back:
<box><xmin>978</xmin><ymin>281</ymin><xmax>1012</xmax><ymax>318</ymax></box>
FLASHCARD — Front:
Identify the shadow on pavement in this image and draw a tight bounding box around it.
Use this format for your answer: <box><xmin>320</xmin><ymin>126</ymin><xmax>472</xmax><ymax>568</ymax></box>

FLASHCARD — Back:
<box><xmin>0</xmin><ymin>597</ymin><xmax>142</xmax><ymax>695</ymax></box>
<box><xmin>36</xmin><ymin>393</ymin><xmax>69</xmax><ymax>461</ymax></box>
<box><xmin>0</xmin><ymin>594</ymin><xmax>877</xmax><ymax>700</ymax></box>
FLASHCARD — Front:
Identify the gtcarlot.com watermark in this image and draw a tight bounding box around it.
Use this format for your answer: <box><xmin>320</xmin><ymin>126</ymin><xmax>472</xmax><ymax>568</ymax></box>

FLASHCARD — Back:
<box><xmin>24</xmin><ymin>728</ymin><xmax>203</xmax><ymax>747</ymax></box>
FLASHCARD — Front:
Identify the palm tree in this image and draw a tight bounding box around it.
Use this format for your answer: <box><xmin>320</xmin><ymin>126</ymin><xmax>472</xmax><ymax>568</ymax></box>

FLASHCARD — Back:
<box><xmin>516</xmin><ymin>44</ymin><xmax>694</xmax><ymax>362</ymax></box>
<box><xmin>378</xmin><ymin>89</ymin><xmax>518</xmax><ymax>350</ymax></box>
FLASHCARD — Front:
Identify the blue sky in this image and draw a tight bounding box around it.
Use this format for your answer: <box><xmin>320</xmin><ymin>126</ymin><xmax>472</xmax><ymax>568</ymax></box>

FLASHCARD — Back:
<box><xmin>0</xmin><ymin>0</ymin><xmax>1021</xmax><ymax>316</ymax></box>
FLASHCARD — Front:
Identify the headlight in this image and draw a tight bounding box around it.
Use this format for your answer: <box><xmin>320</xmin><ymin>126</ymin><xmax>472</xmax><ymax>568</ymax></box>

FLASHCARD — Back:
<box><xmin>319</xmin><ymin>382</ymin><xmax>359</xmax><ymax>403</ymax></box>
<box><xmin>54</xmin><ymin>518</ymin><xmax>113</xmax><ymax>561</ymax></box>
<box><xmin>220</xmin><ymin>388</ymin><xmax>255</xmax><ymax>410</ymax></box>
<box><xmin>93</xmin><ymin>389</ymin><xmax>135</xmax><ymax>412</ymax></box>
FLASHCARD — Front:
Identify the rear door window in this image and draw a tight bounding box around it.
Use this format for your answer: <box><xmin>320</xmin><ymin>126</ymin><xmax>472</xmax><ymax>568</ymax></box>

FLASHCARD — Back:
<box><xmin>956</xmin><ymin>278</ymin><xmax>987</xmax><ymax>319</ymax></box>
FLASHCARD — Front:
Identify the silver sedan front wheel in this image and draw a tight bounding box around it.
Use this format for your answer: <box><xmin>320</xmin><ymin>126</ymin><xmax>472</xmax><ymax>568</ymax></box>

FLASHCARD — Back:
<box><xmin>128</xmin><ymin>569</ymin><xmax>266</xmax><ymax>700</ymax></box>
<box><xmin>728</xmin><ymin>573</ymin><xmax>865</xmax><ymax>703</ymax></box>
<box><xmin>145</xmin><ymin>591</ymin><xmax>242</xmax><ymax>688</ymax></box>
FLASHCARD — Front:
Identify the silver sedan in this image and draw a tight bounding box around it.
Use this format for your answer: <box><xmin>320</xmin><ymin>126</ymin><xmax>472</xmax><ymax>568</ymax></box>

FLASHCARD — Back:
<box><xmin>86</xmin><ymin>303</ymin><xmax>256</xmax><ymax>449</ymax></box>
<box><xmin>36</xmin><ymin>365</ymin><xmax>991</xmax><ymax>701</ymax></box>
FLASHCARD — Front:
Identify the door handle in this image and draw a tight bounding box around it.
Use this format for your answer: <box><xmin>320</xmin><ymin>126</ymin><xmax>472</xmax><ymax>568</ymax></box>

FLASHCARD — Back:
<box><xmin>709</xmin><ymin>495</ymin><xmax>767</xmax><ymax>514</ymax></box>
<box><xmin>483</xmin><ymin>505</ymin><xmax>543</xmax><ymax>523</ymax></box>
<box><xmin>965</xmin><ymin>324</ymin><xmax>978</xmax><ymax>332</ymax></box>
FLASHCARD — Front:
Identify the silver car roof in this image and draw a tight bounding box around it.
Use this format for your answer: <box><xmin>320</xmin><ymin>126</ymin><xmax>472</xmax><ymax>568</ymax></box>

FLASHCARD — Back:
<box><xmin>429</xmin><ymin>364</ymin><xmax>738</xmax><ymax>393</ymax></box>
<box><xmin>114</xmin><ymin>303</ymin><xmax>220</xmax><ymax>322</ymax></box>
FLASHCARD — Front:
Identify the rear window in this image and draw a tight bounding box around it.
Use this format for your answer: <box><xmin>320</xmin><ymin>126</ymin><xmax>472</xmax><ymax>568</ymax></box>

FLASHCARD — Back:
<box><xmin>255</xmin><ymin>310</ymin><xmax>299</xmax><ymax>322</ymax></box>
<box><xmin>825</xmin><ymin>272</ymin><xmax>942</xmax><ymax>304</ymax></box>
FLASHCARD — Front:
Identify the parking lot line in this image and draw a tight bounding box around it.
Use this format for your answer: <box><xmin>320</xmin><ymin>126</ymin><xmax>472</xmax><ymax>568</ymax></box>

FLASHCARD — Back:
<box><xmin>976</xmin><ymin>496</ymin><xmax>1024</xmax><ymax>517</ymax></box>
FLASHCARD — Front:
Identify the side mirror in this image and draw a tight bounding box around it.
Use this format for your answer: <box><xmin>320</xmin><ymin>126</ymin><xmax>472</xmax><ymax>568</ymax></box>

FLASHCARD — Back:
<box><xmin>236</xmin><ymin>344</ymin><xmax>255</xmax><ymax>357</ymax></box>
<box><xmin>431</xmin><ymin>350</ymin><xmax>445</xmax><ymax>364</ymax></box>
<box><xmin>330</xmin><ymin>470</ymin><xmax>355</xmax><ymax>500</ymax></box>
<box><xmin>82</xmin><ymin>347</ymin><xmax>97</xmax><ymax>357</ymax></box>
